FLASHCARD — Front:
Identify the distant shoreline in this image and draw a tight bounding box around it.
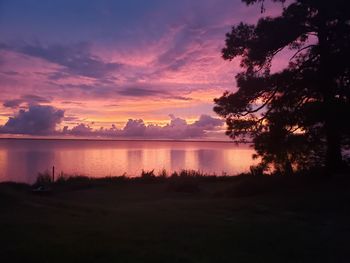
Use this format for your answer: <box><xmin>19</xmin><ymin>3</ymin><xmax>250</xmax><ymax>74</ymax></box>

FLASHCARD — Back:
<box><xmin>0</xmin><ymin>137</ymin><xmax>253</xmax><ymax>144</ymax></box>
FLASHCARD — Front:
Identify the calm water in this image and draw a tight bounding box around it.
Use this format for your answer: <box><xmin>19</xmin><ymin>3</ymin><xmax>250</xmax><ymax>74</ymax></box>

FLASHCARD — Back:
<box><xmin>0</xmin><ymin>139</ymin><xmax>256</xmax><ymax>184</ymax></box>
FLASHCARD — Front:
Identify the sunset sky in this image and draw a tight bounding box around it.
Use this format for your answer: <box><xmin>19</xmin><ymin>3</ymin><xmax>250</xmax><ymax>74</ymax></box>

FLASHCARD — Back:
<box><xmin>0</xmin><ymin>0</ymin><xmax>285</xmax><ymax>139</ymax></box>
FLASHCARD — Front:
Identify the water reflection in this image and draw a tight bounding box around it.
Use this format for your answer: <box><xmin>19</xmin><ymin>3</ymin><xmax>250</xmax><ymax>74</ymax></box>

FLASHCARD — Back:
<box><xmin>0</xmin><ymin>139</ymin><xmax>257</xmax><ymax>184</ymax></box>
<box><xmin>127</xmin><ymin>150</ymin><xmax>143</xmax><ymax>175</ymax></box>
<box><xmin>197</xmin><ymin>149</ymin><xmax>221</xmax><ymax>173</ymax></box>
<box><xmin>170</xmin><ymin>150</ymin><xmax>186</xmax><ymax>172</ymax></box>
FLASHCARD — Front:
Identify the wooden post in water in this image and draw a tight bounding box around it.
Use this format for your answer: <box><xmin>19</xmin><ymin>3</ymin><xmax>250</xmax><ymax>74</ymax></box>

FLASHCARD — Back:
<box><xmin>52</xmin><ymin>166</ymin><xmax>55</xmax><ymax>183</ymax></box>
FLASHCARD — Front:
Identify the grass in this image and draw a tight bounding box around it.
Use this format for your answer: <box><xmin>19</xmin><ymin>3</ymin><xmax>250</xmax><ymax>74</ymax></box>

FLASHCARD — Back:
<box><xmin>0</xmin><ymin>172</ymin><xmax>350</xmax><ymax>262</ymax></box>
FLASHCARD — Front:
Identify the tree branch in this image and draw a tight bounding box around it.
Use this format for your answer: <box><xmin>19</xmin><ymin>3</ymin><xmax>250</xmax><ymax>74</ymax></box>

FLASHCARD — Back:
<box><xmin>290</xmin><ymin>45</ymin><xmax>317</xmax><ymax>61</ymax></box>
<box><xmin>239</xmin><ymin>88</ymin><xmax>278</xmax><ymax>117</ymax></box>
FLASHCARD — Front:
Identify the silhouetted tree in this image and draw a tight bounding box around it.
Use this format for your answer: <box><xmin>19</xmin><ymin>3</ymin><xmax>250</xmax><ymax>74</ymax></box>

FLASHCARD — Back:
<box><xmin>214</xmin><ymin>0</ymin><xmax>350</xmax><ymax>174</ymax></box>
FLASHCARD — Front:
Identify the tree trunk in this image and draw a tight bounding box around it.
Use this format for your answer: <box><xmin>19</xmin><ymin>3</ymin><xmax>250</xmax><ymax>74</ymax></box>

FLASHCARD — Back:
<box><xmin>284</xmin><ymin>159</ymin><xmax>294</xmax><ymax>176</ymax></box>
<box><xmin>324</xmin><ymin>108</ymin><xmax>343</xmax><ymax>172</ymax></box>
<box><xmin>318</xmin><ymin>20</ymin><xmax>343</xmax><ymax>173</ymax></box>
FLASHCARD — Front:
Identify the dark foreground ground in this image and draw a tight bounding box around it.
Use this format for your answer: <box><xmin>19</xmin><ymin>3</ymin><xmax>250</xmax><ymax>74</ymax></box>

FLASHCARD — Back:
<box><xmin>0</xmin><ymin>175</ymin><xmax>349</xmax><ymax>263</ymax></box>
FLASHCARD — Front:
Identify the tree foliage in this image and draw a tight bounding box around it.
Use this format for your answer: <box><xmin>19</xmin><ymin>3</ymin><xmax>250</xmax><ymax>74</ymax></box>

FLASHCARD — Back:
<box><xmin>214</xmin><ymin>0</ymin><xmax>350</xmax><ymax>174</ymax></box>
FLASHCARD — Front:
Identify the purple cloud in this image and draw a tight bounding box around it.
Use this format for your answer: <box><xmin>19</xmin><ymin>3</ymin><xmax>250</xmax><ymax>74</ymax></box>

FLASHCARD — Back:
<box><xmin>193</xmin><ymin>114</ymin><xmax>223</xmax><ymax>129</ymax></box>
<box><xmin>3</xmin><ymin>95</ymin><xmax>51</xmax><ymax>109</ymax></box>
<box><xmin>69</xmin><ymin>123</ymin><xmax>93</xmax><ymax>136</ymax></box>
<box><xmin>0</xmin><ymin>0</ymin><xmax>279</xmax><ymax>139</ymax></box>
<box><xmin>1</xmin><ymin>71</ymin><xmax>20</xmax><ymax>76</ymax></box>
<box><xmin>116</xmin><ymin>86</ymin><xmax>193</xmax><ymax>100</ymax></box>
<box><xmin>0</xmin><ymin>105</ymin><xmax>64</xmax><ymax>135</ymax></box>
<box><xmin>3</xmin><ymin>99</ymin><xmax>23</xmax><ymax>108</ymax></box>
<box><xmin>118</xmin><ymin>87</ymin><xmax>163</xmax><ymax>97</ymax></box>
<box><xmin>56</xmin><ymin>114</ymin><xmax>223</xmax><ymax>139</ymax></box>
<box><xmin>1</xmin><ymin>42</ymin><xmax>122</xmax><ymax>79</ymax></box>
<box><xmin>123</xmin><ymin>119</ymin><xmax>147</xmax><ymax>136</ymax></box>
<box><xmin>0</xmin><ymin>104</ymin><xmax>223</xmax><ymax>139</ymax></box>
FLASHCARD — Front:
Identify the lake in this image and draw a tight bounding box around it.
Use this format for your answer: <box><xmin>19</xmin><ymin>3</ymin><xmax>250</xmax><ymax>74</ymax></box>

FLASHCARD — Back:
<box><xmin>0</xmin><ymin>139</ymin><xmax>256</xmax><ymax>184</ymax></box>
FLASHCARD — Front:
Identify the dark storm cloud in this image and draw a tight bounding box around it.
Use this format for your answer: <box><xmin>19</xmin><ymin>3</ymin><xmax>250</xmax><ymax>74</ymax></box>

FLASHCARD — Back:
<box><xmin>118</xmin><ymin>87</ymin><xmax>161</xmax><ymax>97</ymax></box>
<box><xmin>3</xmin><ymin>95</ymin><xmax>51</xmax><ymax>107</ymax></box>
<box><xmin>3</xmin><ymin>94</ymin><xmax>51</xmax><ymax>108</ymax></box>
<box><xmin>0</xmin><ymin>42</ymin><xmax>121</xmax><ymax>80</ymax></box>
<box><xmin>116</xmin><ymin>86</ymin><xmax>192</xmax><ymax>100</ymax></box>
<box><xmin>1</xmin><ymin>71</ymin><xmax>20</xmax><ymax>76</ymax></box>
<box><xmin>3</xmin><ymin>99</ymin><xmax>23</xmax><ymax>108</ymax></box>
<box><xmin>54</xmin><ymin>82</ymin><xmax>192</xmax><ymax>101</ymax></box>
<box><xmin>18</xmin><ymin>43</ymin><xmax>122</xmax><ymax>79</ymax></box>
<box><xmin>22</xmin><ymin>94</ymin><xmax>51</xmax><ymax>104</ymax></box>
<box><xmin>0</xmin><ymin>105</ymin><xmax>64</xmax><ymax>135</ymax></box>
<box><xmin>115</xmin><ymin>85</ymin><xmax>193</xmax><ymax>100</ymax></box>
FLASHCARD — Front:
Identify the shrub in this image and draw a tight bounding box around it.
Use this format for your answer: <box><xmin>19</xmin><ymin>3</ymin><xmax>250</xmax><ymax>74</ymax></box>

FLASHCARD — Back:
<box><xmin>249</xmin><ymin>165</ymin><xmax>265</xmax><ymax>176</ymax></box>
<box><xmin>158</xmin><ymin>169</ymin><xmax>168</xmax><ymax>179</ymax></box>
<box><xmin>138</xmin><ymin>169</ymin><xmax>156</xmax><ymax>183</ymax></box>
<box><xmin>34</xmin><ymin>171</ymin><xmax>52</xmax><ymax>186</ymax></box>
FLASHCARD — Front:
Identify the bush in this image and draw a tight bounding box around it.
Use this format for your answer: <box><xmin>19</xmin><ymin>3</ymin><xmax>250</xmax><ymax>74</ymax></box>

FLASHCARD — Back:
<box><xmin>34</xmin><ymin>171</ymin><xmax>52</xmax><ymax>186</ymax></box>
<box><xmin>249</xmin><ymin>165</ymin><xmax>266</xmax><ymax>176</ymax></box>
<box><xmin>138</xmin><ymin>169</ymin><xmax>156</xmax><ymax>182</ymax></box>
<box><xmin>158</xmin><ymin>169</ymin><xmax>168</xmax><ymax>179</ymax></box>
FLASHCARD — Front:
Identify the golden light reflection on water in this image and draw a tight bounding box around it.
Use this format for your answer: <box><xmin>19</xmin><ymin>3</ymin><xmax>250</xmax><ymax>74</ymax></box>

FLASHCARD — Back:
<box><xmin>0</xmin><ymin>150</ymin><xmax>7</xmax><ymax>182</ymax></box>
<box><xmin>0</xmin><ymin>139</ymin><xmax>257</xmax><ymax>184</ymax></box>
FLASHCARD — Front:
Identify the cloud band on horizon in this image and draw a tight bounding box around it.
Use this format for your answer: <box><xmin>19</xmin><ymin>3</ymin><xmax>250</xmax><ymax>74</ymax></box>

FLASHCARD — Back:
<box><xmin>0</xmin><ymin>105</ymin><xmax>224</xmax><ymax>139</ymax></box>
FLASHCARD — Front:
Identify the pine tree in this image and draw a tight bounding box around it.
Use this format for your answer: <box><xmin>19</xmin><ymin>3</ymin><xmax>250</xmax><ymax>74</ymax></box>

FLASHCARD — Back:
<box><xmin>214</xmin><ymin>0</ymin><xmax>350</xmax><ymax>174</ymax></box>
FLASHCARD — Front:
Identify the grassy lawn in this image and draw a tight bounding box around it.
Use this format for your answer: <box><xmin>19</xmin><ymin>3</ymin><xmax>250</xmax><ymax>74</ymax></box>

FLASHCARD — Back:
<box><xmin>0</xmin><ymin>176</ymin><xmax>349</xmax><ymax>263</ymax></box>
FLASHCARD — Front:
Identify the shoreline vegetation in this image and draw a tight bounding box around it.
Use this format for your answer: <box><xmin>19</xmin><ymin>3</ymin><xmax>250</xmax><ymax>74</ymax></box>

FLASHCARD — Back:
<box><xmin>0</xmin><ymin>137</ymin><xmax>252</xmax><ymax>143</ymax></box>
<box><xmin>5</xmin><ymin>166</ymin><xmax>346</xmax><ymax>189</ymax></box>
<box><xmin>2</xmin><ymin>167</ymin><xmax>350</xmax><ymax>195</ymax></box>
<box><xmin>1</xmin><ymin>170</ymin><xmax>349</xmax><ymax>262</ymax></box>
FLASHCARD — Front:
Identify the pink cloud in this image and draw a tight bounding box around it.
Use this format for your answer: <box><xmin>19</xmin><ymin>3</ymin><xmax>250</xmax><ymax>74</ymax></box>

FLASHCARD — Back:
<box><xmin>0</xmin><ymin>0</ymin><xmax>288</xmax><ymax>139</ymax></box>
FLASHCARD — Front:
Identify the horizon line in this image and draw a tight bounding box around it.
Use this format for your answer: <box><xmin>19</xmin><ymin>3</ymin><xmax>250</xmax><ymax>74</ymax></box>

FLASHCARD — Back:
<box><xmin>0</xmin><ymin>137</ymin><xmax>253</xmax><ymax>144</ymax></box>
